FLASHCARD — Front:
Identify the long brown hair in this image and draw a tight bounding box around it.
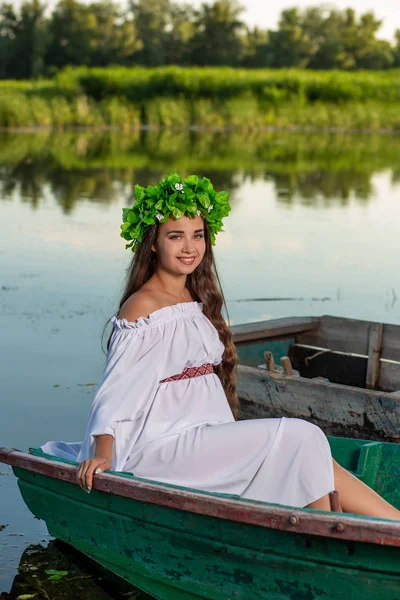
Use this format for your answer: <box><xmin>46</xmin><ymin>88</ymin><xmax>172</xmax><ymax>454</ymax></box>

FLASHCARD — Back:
<box><xmin>104</xmin><ymin>218</ymin><xmax>239</xmax><ymax>419</ymax></box>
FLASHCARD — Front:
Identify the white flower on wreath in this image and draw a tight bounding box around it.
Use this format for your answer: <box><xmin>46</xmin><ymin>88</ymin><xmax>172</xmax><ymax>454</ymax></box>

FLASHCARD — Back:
<box><xmin>156</xmin><ymin>212</ymin><xmax>164</xmax><ymax>222</ymax></box>
<box><xmin>207</xmin><ymin>204</ymin><xmax>213</xmax><ymax>213</ymax></box>
<box><xmin>196</xmin><ymin>209</ymin><xmax>201</xmax><ymax>216</ymax></box>
<box><xmin>174</xmin><ymin>183</ymin><xmax>184</xmax><ymax>194</ymax></box>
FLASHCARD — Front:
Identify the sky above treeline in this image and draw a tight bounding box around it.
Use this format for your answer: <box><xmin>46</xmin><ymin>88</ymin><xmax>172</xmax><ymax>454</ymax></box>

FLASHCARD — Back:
<box><xmin>37</xmin><ymin>0</ymin><xmax>400</xmax><ymax>42</ymax></box>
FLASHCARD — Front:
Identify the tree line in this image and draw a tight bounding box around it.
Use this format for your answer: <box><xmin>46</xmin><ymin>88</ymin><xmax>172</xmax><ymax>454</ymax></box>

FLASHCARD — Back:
<box><xmin>2</xmin><ymin>0</ymin><xmax>400</xmax><ymax>79</ymax></box>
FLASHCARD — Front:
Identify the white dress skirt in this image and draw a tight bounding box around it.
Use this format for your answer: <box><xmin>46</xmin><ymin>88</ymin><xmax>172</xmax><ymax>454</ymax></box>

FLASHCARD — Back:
<box><xmin>41</xmin><ymin>301</ymin><xmax>335</xmax><ymax>508</ymax></box>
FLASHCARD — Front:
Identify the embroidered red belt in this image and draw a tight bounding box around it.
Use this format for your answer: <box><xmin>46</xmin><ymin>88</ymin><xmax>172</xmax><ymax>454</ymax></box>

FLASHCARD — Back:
<box><xmin>160</xmin><ymin>363</ymin><xmax>215</xmax><ymax>384</ymax></box>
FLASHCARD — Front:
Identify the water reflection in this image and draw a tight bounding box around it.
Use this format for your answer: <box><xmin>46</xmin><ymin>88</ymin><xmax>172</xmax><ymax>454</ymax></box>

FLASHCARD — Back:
<box><xmin>3</xmin><ymin>540</ymin><xmax>151</xmax><ymax>600</ymax></box>
<box><xmin>2</xmin><ymin>129</ymin><xmax>400</xmax><ymax>212</ymax></box>
<box><xmin>272</xmin><ymin>171</ymin><xmax>374</xmax><ymax>205</ymax></box>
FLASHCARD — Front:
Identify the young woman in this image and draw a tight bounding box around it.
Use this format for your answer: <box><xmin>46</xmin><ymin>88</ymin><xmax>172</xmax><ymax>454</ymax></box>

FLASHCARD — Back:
<box><xmin>42</xmin><ymin>173</ymin><xmax>399</xmax><ymax>519</ymax></box>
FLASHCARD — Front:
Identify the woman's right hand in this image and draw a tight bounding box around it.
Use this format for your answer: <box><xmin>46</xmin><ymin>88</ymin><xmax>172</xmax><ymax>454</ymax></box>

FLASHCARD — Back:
<box><xmin>77</xmin><ymin>456</ymin><xmax>112</xmax><ymax>491</ymax></box>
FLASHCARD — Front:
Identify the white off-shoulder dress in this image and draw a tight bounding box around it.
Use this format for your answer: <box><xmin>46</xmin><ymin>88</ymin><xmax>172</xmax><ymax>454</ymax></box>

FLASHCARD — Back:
<box><xmin>41</xmin><ymin>301</ymin><xmax>335</xmax><ymax>508</ymax></box>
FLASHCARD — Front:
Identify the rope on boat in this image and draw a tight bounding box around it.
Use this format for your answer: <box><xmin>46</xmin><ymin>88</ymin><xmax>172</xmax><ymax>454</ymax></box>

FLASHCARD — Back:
<box><xmin>305</xmin><ymin>348</ymin><xmax>332</xmax><ymax>366</ymax></box>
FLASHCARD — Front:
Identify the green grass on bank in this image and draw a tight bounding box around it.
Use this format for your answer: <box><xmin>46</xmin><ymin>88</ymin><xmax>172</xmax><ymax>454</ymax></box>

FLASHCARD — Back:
<box><xmin>3</xmin><ymin>67</ymin><xmax>400</xmax><ymax>130</ymax></box>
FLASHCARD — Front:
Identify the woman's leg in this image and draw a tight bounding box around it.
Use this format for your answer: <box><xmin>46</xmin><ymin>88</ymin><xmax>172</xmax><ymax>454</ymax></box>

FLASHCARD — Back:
<box><xmin>306</xmin><ymin>459</ymin><xmax>400</xmax><ymax>519</ymax></box>
<box><xmin>307</xmin><ymin>494</ymin><xmax>331</xmax><ymax>511</ymax></box>
<box><xmin>333</xmin><ymin>459</ymin><xmax>400</xmax><ymax>520</ymax></box>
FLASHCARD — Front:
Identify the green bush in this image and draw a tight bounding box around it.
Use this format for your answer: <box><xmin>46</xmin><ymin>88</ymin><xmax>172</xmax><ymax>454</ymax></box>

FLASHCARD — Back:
<box><xmin>0</xmin><ymin>91</ymin><xmax>33</xmax><ymax>127</ymax></box>
<box><xmin>144</xmin><ymin>96</ymin><xmax>191</xmax><ymax>127</ymax></box>
<box><xmin>2</xmin><ymin>67</ymin><xmax>400</xmax><ymax>130</ymax></box>
<box><xmin>49</xmin><ymin>96</ymin><xmax>75</xmax><ymax>128</ymax></box>
<box><xmin>54</xmin><ymin>66</ymin><xmax>400</xmax><ymax>105</ymax></box>
<box><xmin>30</xmin><ymin>96</ymin><xmax>53</xmax><ymax>126</ymax></box>
<box><xmin>100</xmin><ymin>96</ymin><xmax>141</xmax><ymax>129</ymax></box>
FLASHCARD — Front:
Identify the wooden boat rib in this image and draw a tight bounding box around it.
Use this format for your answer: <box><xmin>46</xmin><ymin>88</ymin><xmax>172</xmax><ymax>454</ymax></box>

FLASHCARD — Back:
<box><xmin>232</xmin><ymin>315</ymin><xmax>400</xmax><ymax>441</ymax></box>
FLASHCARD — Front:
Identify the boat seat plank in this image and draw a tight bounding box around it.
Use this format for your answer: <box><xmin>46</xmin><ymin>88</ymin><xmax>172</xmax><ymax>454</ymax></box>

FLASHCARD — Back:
<box><xmin>231</xmin><ymin>317</ymin><xmax>319</xmax><ymax>345</ymax></box>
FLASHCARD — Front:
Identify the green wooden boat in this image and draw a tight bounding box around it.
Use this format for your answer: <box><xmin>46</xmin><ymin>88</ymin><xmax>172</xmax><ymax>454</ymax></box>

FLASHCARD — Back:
<box><xmin>233</xmin><ymin>315</ymin><xmax>400</xmax><ymax>441</ymax></box>
<box><xmin>1</xmin><ymin>436</ymin><xmax>399</xmax><ymax>600</ymax></box>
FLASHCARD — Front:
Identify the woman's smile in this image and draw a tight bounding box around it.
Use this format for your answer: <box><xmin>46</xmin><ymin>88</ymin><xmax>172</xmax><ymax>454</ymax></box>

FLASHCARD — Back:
<box><xmin>177</xmin><ymin>257</ymin><xmax>196</xmax><ymax>265</ymax></box>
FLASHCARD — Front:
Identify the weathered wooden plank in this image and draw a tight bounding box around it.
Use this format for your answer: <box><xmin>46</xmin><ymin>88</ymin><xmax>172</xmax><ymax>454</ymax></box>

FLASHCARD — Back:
<box><xmin>366</xmin><ymin>323</ymin><xmax>383</xmax><ymax>390</ymax></box>
<box><xmin>1</xmin><ymin>448</ymin><xmax>400</xmax><ymax>547</ymax></box>
<box><xmin>381</xmin><ymin>323</ymin><xmax>400</xmax><ymax>362</ymax></box>
<box><xmin>298</xmin><ymin>315</ymin><xmax>400</xmax><ymax>362</ymax></box>
<box><xmin>380</xmin><ymin>360</ymin><xmax>400</xmax><ymax>392</ymax></box>
<box><xmin>231</xmin><ymin>316</ymin><xmax>320</xmax><ymax>345</ymax></box>
<box><xmin>236</xmin><ymin>365</ymin><xmax>400</xmax><ymax>443</ymax></box>
<box><xmin>297</xmin><ymin>315</ymin><xmax>369</xmax><ymax>354</ymax></box>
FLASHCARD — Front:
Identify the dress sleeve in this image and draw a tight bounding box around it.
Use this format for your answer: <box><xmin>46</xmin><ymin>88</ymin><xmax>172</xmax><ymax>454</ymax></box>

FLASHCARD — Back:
<box><xmin>77</xmin><ymin>318</ymin><xmax>164</xmax><ymax>467</ymax></box>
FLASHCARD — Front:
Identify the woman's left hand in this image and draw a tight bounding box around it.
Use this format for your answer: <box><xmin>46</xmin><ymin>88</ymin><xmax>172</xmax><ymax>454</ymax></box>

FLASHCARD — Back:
<box><xmin>77</xmin><ymin>456</ymin><xmax>112</xmax><ymax>491</ymax></box>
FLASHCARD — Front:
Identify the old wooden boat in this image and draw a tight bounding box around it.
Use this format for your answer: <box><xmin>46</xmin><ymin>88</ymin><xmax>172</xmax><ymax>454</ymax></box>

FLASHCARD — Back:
<box><xmin>232</xmin><ymin>315</ymin><xmax>400</xmax><ymax>441</ymax></box>
<box><xmin>1</xmin><ymin>437</ymin><xmax>399</xmax><ymax>600</ymax></box>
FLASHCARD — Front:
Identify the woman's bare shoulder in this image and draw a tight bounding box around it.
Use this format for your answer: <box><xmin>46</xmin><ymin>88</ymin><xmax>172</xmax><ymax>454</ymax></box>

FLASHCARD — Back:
<box><xmin>118</xmin><ymin>291</ymin><xmax>161</xmax><ymax>322</ymax></box>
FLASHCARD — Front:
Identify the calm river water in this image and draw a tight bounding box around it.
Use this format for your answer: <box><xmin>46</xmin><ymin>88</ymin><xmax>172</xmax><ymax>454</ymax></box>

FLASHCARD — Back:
<box><xmin>1</xmin><ymin>128</ymin><xmax>400</xmax><ymax>594</ymax></box>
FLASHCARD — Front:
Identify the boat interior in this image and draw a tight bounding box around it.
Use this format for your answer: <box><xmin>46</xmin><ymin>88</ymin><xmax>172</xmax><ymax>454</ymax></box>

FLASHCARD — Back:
<box><xmin>232</xmin><ymin>315</ymin><xmax>400</xmax><ymax>394</ymax></box>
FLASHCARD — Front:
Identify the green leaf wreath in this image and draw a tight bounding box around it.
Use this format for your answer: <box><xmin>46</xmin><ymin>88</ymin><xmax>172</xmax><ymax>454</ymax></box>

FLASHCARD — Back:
<box><xmin>120</xmin><ymin>173</ymin><xmax>231</xmax><ymax>251</ymax></box>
